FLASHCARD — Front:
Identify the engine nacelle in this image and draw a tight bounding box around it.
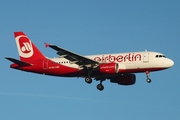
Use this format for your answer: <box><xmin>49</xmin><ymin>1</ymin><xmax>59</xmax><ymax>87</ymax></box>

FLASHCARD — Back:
<box><xmin>110</xmin><ymin>74</ymin><xmax>136</xmax><ymax>85</ymax></box>
<box><xmin>99</xmin><ymin>63</ymin><xmax>119</xmax><ymax>74</ymax></box>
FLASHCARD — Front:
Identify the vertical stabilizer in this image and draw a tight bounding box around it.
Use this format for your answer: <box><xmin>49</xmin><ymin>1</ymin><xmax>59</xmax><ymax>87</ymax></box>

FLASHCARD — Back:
<box><xmin>14</xmin><ymin>32</ymin><xmax>45</xmax><ymax>62</ymax></box>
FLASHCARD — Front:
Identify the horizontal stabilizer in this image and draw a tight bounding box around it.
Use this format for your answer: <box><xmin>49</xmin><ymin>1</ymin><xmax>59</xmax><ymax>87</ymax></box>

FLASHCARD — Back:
<box><xmin>5</xmin><ymin>57</ymin><xmax>32</xmax><ymax>66</ymax></box>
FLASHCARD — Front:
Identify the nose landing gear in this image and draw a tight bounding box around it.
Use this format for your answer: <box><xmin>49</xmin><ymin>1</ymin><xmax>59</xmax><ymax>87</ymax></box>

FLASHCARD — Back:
<box><xmin>146</xmin><ymin>71</ymin><xmax>151</xmax><ymax>83</ymax></box>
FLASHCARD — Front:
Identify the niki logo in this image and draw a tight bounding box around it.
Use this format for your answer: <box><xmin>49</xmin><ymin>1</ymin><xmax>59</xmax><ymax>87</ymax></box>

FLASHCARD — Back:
<box><xmin>15</xmin><ymin>35</ymin><xmax>34</xmax><ymax>58</ymax></box>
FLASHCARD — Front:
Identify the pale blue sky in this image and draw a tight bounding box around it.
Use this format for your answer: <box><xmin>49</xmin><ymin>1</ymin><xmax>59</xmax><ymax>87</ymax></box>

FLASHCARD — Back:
<box><xmin>0</xmin><ymin>0</ymin><xmax>180</xmax><ymax>120</ymax></box>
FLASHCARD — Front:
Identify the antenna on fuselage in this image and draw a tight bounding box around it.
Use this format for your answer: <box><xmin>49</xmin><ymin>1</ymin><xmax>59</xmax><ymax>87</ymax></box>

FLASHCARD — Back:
<box><xmin>145</xmin><ymin>49</ymin><xmax>148</xmax><ymax>52</ymax></box>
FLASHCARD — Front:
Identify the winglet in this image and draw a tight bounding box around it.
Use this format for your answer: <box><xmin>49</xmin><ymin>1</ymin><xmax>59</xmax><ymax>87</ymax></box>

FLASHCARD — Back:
<box><xmin>44</xmin><ymin>42</ymin><xmax>50</xmax><ymax>48</ymax></box>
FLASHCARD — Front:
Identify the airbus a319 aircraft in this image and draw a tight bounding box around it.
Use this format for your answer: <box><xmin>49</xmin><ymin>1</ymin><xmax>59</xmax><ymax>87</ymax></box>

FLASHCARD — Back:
<box><xmin>6</xmin><ymin>32</ymin><xmax>174</xmax><ymax>91</ymax></box>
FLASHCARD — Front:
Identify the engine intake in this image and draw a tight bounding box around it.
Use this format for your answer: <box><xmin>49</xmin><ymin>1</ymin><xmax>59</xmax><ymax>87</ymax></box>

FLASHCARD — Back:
<box><xmin>110</xmin><ymin>74</ymin><xmax>136</xmax><ymax>85</ymax></box>
<box><xmin>99</xmin><ymin>63</ymin><xmax>119</xmax><ymax>74</ymax></box>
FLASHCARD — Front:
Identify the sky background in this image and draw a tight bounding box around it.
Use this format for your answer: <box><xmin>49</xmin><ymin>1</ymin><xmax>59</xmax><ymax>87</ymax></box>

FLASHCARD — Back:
<box><xmin>0</xmin><ymin>0</ymin><xmax>180</xmax><ymax>120</ymax></box>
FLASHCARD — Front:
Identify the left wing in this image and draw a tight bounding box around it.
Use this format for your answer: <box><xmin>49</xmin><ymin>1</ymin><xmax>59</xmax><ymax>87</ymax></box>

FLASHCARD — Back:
<box><xmin>45</xmin><ymin>43</ymin><xmax>99</xmax><ymax>68</ymax></box>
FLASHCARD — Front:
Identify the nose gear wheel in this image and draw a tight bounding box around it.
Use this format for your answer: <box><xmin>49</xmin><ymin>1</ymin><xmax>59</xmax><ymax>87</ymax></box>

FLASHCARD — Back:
<box><xmin>146</xmin><ymin>78</ymin><xmax>151</xmax><ymax>83</ymax></box>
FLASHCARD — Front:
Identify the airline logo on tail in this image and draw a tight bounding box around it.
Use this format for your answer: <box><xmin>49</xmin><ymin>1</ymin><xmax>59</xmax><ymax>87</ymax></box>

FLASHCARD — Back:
<box><xmin>15</xmin><ymin>35</ymin><xmax>33</xmax><ymax>58</ymax></box>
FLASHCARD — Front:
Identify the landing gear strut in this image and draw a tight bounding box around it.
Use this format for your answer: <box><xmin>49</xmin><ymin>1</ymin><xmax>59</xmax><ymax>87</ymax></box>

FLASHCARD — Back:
<box><xmin>146</xmin><ymin>71</ymin><xmax>151</xmax><ymax>83</ymax></box>
<box><xmin>85</xmin><ymin>68</ymin><xmax>93</xmax><ymax>84</ymax></box>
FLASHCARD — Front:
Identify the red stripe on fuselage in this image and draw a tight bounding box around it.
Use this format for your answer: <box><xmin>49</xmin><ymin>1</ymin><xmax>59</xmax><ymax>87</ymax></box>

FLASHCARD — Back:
<box><xmin>118</xmin><ymin>67</ymin><xmax>167</xmax><ymax>73</ymax></box>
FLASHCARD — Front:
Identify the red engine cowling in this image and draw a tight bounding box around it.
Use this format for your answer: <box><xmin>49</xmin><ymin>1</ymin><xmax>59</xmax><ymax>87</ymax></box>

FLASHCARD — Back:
<box><xmin>110</xmin><ymin>74</ymin><xmax>136</xmax><ymax>85</ymax></box>
<box><xmin>99</xmin><ymin>63</ymin><xmax>119</xmax><ymax>74</ymax></box>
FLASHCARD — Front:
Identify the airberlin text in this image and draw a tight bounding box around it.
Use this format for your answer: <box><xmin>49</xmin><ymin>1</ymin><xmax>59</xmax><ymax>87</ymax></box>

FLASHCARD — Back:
<box><xmin>94</xmin><ymin>53</ymin><xmax>141</xmax><ymax>63</ymax></box>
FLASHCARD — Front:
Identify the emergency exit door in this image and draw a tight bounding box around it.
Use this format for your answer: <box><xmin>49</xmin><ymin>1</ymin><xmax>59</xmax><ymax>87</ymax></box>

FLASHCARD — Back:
<box><xmin>143</xmin><ymin>52</ymin><xmax>149</xmax><ymax>63</ymax></box>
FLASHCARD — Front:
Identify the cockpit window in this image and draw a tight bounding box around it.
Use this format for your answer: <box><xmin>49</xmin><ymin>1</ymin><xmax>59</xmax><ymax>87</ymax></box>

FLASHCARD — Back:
<box><xmin>155</xmin><ymin>55</ymin><xmax>166</xmax><ymax>58</ymax></box>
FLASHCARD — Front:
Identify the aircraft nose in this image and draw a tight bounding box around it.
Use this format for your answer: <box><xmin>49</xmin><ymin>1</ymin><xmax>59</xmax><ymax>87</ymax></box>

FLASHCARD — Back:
<box><xmin>168</xmin><ymin>59</ymin><xmax>174</xmax><ymax>67</ymax></box>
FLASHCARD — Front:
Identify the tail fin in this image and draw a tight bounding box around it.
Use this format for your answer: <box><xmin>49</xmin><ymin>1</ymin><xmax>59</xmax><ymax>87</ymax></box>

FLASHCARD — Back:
<box><xmin>14</xmin><ymin>32</ymin><xmax>45</xmax><ymax>62</ymax></box>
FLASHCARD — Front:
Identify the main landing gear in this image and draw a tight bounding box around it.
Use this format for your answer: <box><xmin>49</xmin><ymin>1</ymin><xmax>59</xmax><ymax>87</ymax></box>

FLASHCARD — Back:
<box><xmin>97</xmin><ymin>81</ymin><xmax>104</xmax><ymax>91</ymax></box>
<box><xmin>85</xmin><ymin>69</ymin><xmax>93</xmax><ymax>84</ymax></box>
<box><xmin>146</xmin><ymin>71</ymin><xmax>151</xmax><ymax>83</ymax></box>
<box><xmin>84</xmin><ymin>77</ymin><xmax>105</xmax><ymax>91</ymax></box>
<box><xmin>85</xmin><ymin>77</ymin><xmax>92</xmax><ymax>84</ymax></box>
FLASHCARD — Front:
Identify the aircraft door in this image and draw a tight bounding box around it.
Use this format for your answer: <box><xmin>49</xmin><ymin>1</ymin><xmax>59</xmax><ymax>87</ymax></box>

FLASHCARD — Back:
<box><xmin>143</xmin><ymin>52</ymin><xmax>149</xmax><ymax>63</ymax></box>
<box><xmin>43</xmin><ymin>59</ymin><xmax>49</xmax><ymax>70</ymax></box>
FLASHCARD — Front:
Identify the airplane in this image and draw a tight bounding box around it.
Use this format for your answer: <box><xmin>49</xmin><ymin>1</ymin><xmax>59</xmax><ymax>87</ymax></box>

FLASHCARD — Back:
<box><xmin>5</xmin><ymin>32</ymin><xmax>174</xmax><ymax>91</ymax></box>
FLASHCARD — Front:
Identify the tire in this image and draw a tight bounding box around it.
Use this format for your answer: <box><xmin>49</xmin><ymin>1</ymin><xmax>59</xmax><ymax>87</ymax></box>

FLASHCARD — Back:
<box><xmin>85</xmin><ymin>77</ymin><xmax>92</xmax><ymax>84</ymax></box>
<box><xmin>146</xmin><ymin>78</ymin><xmax>151</xmax><ymax>83</ymax></box>
<box><xmin>97</xmin><ymin>84</ymin><xmax>104</xmax><ymax>91</ymax></box>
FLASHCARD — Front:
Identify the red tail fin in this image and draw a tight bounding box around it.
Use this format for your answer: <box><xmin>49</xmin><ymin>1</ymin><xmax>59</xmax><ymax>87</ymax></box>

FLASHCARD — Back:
<box><xmin>14</xmin><ymin>32</ymin><xmax>45</xmax><ymax>62</ymax></box>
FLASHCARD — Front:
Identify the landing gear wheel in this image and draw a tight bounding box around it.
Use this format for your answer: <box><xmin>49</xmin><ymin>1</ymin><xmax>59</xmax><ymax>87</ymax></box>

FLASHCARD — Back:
<box><xmin>146</xmin><ymin>78</ymin><xmax>151</xmax><ymax>83</ymax></box>
<box><xmin>97</xmin><ymin>84</ymin><xmax>104</xmax><ymax>91</ymax></box>
<box><xmin>85</xmin><ymin>77</ymin><xmax>92</xmax><ymax>84</ymax></box>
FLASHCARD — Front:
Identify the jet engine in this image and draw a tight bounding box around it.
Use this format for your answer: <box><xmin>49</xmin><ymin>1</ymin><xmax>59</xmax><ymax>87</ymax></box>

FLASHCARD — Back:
<box><xmin>110</xmin><ymin>74</ymin><xmax>136</xmax><ymax>85</ymax></box>
<box><xmin>99</xmin><ymin>63</ymin><xmax>119</xmax><ymax>74</ymax></box>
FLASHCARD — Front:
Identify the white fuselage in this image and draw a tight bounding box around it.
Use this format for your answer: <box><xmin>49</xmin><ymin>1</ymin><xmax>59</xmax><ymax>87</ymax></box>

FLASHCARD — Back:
<box><xmin>49</xmin><ymin>51</ymin><xmax>174</xmax><ymax>73</ymax></box>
